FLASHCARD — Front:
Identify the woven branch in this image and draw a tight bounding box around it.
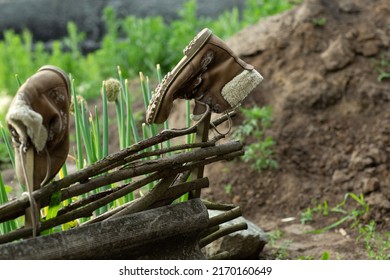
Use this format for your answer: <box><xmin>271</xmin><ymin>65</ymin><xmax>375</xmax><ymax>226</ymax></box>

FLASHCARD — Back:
<box><xmin>85</xmin><ymin>177</ymin><xmax>210</xmax><ymax>224</ymax></box>
<box><xmin>0</xmin><ymin>139</ymin><xmax>242</xmax><ymax>223</ymax></box>
<box><xmin>0</xmin><ymin>112</ymin><xmax>234</xmax><ymax>222</ymax></box>
<box><xmin>208</xmin><ymin>207</ymin><xmax>242</xmax><ymax>228</ymax></box>
<box><xmin>0</xmin><ymin>149</ymin><xmax>243</xmax><ymax>244</ymax></box>
<box><xmin>199</xmin><ymin>222</ymin><xmax>248</xmax><ymax>248</ymax></box>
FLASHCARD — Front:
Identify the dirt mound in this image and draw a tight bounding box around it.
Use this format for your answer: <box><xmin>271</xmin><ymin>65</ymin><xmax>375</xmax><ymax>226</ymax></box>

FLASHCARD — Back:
<box><xmin>204</xmin><ymin>0</ymin><xmax>390</xmax><ymax>259</ymax></box>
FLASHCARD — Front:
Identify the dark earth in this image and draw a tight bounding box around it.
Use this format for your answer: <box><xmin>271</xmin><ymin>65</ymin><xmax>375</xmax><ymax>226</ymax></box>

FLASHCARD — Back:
<box><xmin>201</xmin><ymin>0</ymin><xmax>390</xmax><ymax>259</ymax></box>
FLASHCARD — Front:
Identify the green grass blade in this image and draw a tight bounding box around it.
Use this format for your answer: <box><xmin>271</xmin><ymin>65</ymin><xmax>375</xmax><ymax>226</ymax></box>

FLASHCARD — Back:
<box><xmin>124</xmin><ymin>79</ymin><xmax>140</xmax><ymax>145</ymax></box>
<box><xmin>156</xmin><ymin>64</ymin><xmax>163</xmax><ymax>82</ymax></box>
<box><xmin>115</xmin><ymin>99</ymin><xmax>124</xmax><ymax>149</ymax></box>
<box><xmin>14</xmin><ymin>74</ymin><xmax>22</xmax><ymax>87</ymax></box>
<box><xmin>308</xmin><ymin>215</ymin><xmax>350</xmax><ymax>234</ymax></box>
<box><xmin>71</xmin><ymin>76</ymin><xmax>84</xmax><ymax>170</ymax></box>
<box><xmin>80</xmin><ymin>101</ymin><xmax>97</xmax><ymax>164</ymax></box>
<box><xmin>140</xmin><ymin>72</ymin><xmax>150</xmax><ymax>112</ymax></box>
<box><xmin>93</xmin><ymin>105</ymin><xmax>103</xmax><ymax>160</ymax></box>
<box><xmin>46</xmin><ymin>190</ymin><xmax>62</xmax><ymax>220</ymax></box>
<box><xmin>0</xmin><ymin>172</ymin><xmax>16</xmax><ymax>233</ymax></box>
<box><xmin>60</xmin><ymin>164</ymin><xmax>73</xmax><ymax>206</ymax></box>
<box><xmin>0</xmin><ymin>123</ymin><xmax>15</xmax><ymax>169</ymax></box>
<box><xmin>116</xmin><ymin>67</ymin><xmax>126</xmax><ymax>149</ymax></box>
<box><xmin>102</xmin><ymin>81</ymin><xmax>109</xmax><ymax>157</ymax></box>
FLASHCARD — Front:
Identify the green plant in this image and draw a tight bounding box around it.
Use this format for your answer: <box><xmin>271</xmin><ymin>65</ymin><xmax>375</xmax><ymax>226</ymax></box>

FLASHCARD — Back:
<box><xmin>375</xmin><ymin>54</ymin><xmax>390</xmax><ymax>82</ymax></box>
<box><xmin>308</xmin><ymin>193</ymin><xmax>369</xmax><ymax>234</ymax></box>
<box><xmin>357</xmin><ymin>221</ymin><xmax>390</xmax><ymax>260</ymax></box>
<box><xmin>274</xmin><ymin>240</ymin><xmax>291</xmax><ymax>259</ymax></box>
<box><xmin>300</xmin><ymin>200</ymin><xmax>329</xmax><ymax>224</ymax></box>
<box><xmin>0</xmin><ymin>173</ymin><xmax>17</xmax><ymax>234</ymax></box>
<box><xmin>267</xmin><ymin>229</ymin><xmax>284</xmax><ymax>246</ymax></box>
<box><xmin>300</xmin><ymin>194</ymin><xmax>389</xmax><ymax>259</ymax></box>
<box><xmin>298</xmin><ymin>251</ymin><xmax>330</xmax><ymax>260</ymax></box>
<box><xmin>243</xmin><ymin>0</ymin><xmax>294</xmax><ymax>25</ymax></box>
<box><xmin>224</xmin><ymin>183</ymin><xmax>233</xmax><ymax>195</ymax></box>
<box><xmin>312</xmin><ymin>17</ymin><xmax>327</xmax><ymax>27</ymax></box>
<box><xmin>300</xmin><ymin>207</ymin><xmax>314</xmax><ymax>224</ymax></box>
<box><xmin>0</xmin><ymin>0</ymin><xmax>296</xmax><ymax>100</ymax></box>
<box><xmin>233</xmin><ymin>106</ymin><xmax>278</xmax><ymax>171</ymax></box>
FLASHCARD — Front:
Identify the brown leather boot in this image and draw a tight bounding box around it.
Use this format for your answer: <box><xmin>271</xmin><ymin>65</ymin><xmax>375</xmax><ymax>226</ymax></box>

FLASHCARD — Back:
<box><xmin>146</xmin><ymin>28</ymin><xmax>263</xmax><ymax>124</ymax></box>
<box><xmin>6</xmin><ymin>65</ymin><xmax>71</xmax><ymax>236</ymax></box>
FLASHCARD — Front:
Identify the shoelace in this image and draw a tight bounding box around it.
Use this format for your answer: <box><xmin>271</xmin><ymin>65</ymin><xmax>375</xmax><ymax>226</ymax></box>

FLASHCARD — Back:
<box><xmin>19</xmin><ymin>143</ymin><xmax>39</xmax><ymax>238</ymax></box>
<box><xmin>210</xmin><ymin>111</ymin><xmax>233</xmax><ymax>137</ymax></box>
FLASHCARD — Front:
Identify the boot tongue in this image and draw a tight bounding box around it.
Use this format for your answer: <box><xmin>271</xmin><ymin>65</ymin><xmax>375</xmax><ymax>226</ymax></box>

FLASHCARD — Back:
<box><xmin>6</xmin><ymin>92</ymin><xmax>48</xmax><ymax>152</ymax></box>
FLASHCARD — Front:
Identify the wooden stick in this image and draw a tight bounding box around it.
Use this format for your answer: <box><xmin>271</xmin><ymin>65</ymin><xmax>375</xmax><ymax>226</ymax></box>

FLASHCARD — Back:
<box><xmin>84</xmin><ymin>177</ymin><xmax>210</xmax><ymax>224</ymax></box>
<box><xmin>208</xmin><ymin>207</ymin><xmax>242</xmax><ymax>228</ymax></box>
<box><xmin>199</xmin><ymin>222</ymin><xmax>248</xmax><ymax>248</ymax></box>
<box><xmin>123</xmin><ymin>135</ymin><xmax>223</xmax><ymax>164</ymax></box>
<box><xmin>202</xmin><ymin>200</ymin><xmax>236</xmax><ymax>211</ymax></box>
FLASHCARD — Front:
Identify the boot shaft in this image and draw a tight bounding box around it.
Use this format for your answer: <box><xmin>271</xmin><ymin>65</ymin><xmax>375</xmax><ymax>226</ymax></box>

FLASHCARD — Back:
<box><xmin>7</xmin><ymin>65</ymin><xmax>71</xmax><ymax>190</ymax></box>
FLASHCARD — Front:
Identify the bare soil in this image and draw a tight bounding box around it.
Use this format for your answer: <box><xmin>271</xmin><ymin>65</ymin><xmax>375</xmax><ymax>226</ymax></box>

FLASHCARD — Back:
<box><xmin>201</xmin><ymin>0</ymin><xmax>390</xmax><ymax>259</ymax></box>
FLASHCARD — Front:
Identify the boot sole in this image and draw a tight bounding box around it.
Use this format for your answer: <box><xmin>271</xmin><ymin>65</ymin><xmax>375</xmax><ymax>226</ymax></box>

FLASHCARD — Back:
<box><xmin>37</xmin><ymin>65</ymin><xmax>71</xmax><ymax>98</ymax></box>
<box><xmin>147</xmin><ymin>28</ymin><xmax>212</xmax><ymax>124</ymax></box>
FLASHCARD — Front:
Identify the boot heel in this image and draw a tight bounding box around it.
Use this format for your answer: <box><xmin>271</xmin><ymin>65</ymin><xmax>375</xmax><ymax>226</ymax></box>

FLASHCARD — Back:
<box><xmin>183</xmin><ymin>28</ymin><xmax>212</xmax><ymax>58</ymax></box>
<box><xmin>38</xmin><ymin>65</ymin><xmax>71</xmax><ymax>96</ymax></box>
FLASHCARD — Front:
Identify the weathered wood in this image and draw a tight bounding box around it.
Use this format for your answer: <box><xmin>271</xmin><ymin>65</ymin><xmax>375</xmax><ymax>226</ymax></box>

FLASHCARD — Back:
<box><xmin>0</xmin><ymin>149</ymin><xmax>243</xmax><ymax>243</ymax></box>
<box><xmin>149</xmin><ymin>177</ymin><xmax>209</xmax><ymax>208</ymax></box>
<box><xmin>0</xmin><ymin>199</ymin><xmax>209</xmax><ymax>260</ymax></box>
<box><xmin>0</xmin><ymin>140</ymin><xmax>242</xmax><ymax>223</ymax></box>
<box><xmin>202</xmin><ymin>200</ymin><xmax>236</xmax><ymax>211</ymax></box>
<box><xmin>208</xmin><ymin>207</ymin><xmax>242</xmax><ymax>228</ymax></box>
<box><xmin>199</xmin><ymin>222</ymin><xmax>248</xmax><ymax>248</ymax></box>
<box><xmin>65</xmin><ymin>177</ymin><xmax>210</xmax><ymax>222</ymax></box>
<box><xmin>0</xmin><ymin>110</ymin><xmax>242</xmax><ymax>250</ymax></box>
<box><xmin>0</xmin><ymin>112</ymin><xmax>234</xmax><ymax>222</ymax></box>
<box><xmin>123</xmin><ymin>135</ymin><xmax>223</xmax><ymax>164</ymax></box>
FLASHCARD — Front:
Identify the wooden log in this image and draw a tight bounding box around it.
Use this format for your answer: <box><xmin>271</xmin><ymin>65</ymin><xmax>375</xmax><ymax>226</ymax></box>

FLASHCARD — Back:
<box><xmin>0</xmin><ymin>199</ymin><xmax>209</xmax><ymax>260</ymax></box>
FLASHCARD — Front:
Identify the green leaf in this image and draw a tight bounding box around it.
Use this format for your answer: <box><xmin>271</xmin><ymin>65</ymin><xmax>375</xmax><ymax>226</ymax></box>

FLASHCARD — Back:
<box><xmin>321</xmin><ymin>251</ymin><xmax>330</xmax><ymax>260</ymax></box>
<box><xmin>308</xmin><ymin>215</ymin><xmax>350</xmax><ymax>234</ymax></box>
<box><xmin>46</xmin><ymin>191</ymin><xmax>62</xmax><ymax>220</ymax></box>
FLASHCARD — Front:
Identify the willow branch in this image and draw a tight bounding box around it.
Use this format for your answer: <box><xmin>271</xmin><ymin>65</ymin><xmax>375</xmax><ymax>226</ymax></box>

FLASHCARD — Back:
<box><xmin>0</xmin><ymin>149</ymin><xmax>243</xmax><ymax>244</ymax></box>
<box><xmin>199</xmin><ymin>222</ymin><xmax>248</xmax><ymax>248</ymax></box>
<box><xmin>106</xmin><ymin>175</ymin><xmax>176</xmax><ymax>220</ymax></box>
<box><xmin>208</xmin><ymin>207</ymin><xmax>242</xmax><ymax>228</ymax></box>
<box><xmin>123</xmin><ymin>135</ymin><xmax>224</xmax><ymax>164</ymax></box>
<box><xmin>202</xmin><ymin>200</ymin><xmax>237</xmax><ymax>211</ymax></box>
<box><xmin>84</xmin><ymin>177</ymin><xmax>210</xmax><ymax>225</ymax></box>
<box><xmin>0</xmin><ymin>120</ymin><xmax>228</xmax><ymax>220</ymax></box>
<box><xmin>0</xmin><ymin>141</ymin><xmax>242</xmax><ymax>223</ymax></box>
